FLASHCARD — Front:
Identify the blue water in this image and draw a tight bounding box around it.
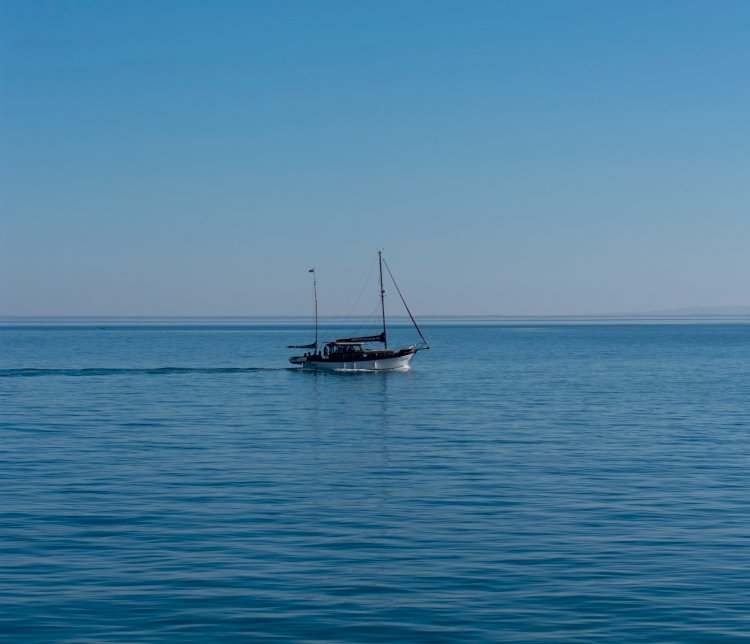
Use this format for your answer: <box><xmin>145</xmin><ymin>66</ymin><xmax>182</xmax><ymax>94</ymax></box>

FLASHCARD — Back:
<box><xmin>2</xmin><ymin>322</ymin><xmax>750</xmax><ymax>641</ymax></box>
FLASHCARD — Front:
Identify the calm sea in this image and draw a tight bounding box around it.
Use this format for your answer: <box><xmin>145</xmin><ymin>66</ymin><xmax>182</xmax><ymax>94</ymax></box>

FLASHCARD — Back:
<box><xmin>2</xmin><ymin>321</ymin><xmax>750</xmax><ymax>641</ymax></box>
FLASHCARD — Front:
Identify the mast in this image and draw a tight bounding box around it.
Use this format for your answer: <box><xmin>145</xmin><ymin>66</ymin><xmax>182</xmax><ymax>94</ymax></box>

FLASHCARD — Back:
<box><xmin>378</xmin><ymin>250</ymin><xmax>387</xmax><ymax>348</ymax></box>
<box><xmin>311</xmin><ymin>268</ymin><xmax>318</xmax><ymax>350</ymax></box>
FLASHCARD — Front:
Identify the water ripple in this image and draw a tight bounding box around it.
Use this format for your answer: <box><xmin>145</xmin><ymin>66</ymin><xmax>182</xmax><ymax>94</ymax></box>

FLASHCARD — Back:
<box><xmin>2</xmin><ymin>324</ymin><xmax>750</xmax><ymax>641</ymax></box>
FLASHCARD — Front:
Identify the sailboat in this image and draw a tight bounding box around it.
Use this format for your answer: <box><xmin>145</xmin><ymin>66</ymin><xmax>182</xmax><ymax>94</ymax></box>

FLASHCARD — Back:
<box><xmin>288</xmin><ymin>252</ymin><xmax>429</xmax><ymax>370</ymax></box>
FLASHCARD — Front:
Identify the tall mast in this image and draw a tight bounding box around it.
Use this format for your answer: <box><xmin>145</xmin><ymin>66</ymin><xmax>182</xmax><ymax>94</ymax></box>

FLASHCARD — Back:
<box><xmin>378</xmin><ymin>251</ymin><xmax>387</xmax><ymax>348</ymax></box>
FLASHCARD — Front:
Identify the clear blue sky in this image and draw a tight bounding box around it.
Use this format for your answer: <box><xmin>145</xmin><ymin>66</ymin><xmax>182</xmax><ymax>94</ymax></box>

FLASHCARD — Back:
<box><xmin>2</xmin><ymin>0</ymin><xmax>749</xmax><ymax>316</ymax></box>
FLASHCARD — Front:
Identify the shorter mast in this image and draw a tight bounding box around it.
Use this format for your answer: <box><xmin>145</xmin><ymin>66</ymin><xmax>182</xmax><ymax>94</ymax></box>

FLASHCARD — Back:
<box><xmin>310</xmin><ymin>268</ymin><xmax>318</xmax><ymax>350</ymax></box>
<box><xmin>286</xmin><ymin>268</ymin><xmax>319</xmax><ymax>351</ymax></box>
<box><xmin>378</xmin><ymin>250</ymin><xmax>387</xmax><ymax>349</ymax></box>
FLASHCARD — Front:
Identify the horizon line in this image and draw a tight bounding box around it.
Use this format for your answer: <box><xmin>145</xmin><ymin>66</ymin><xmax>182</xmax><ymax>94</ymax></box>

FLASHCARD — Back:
<box><xmin>3</xmin><ymin>312</ymin><xmax>750</xmax><ymax>321</ymax></box>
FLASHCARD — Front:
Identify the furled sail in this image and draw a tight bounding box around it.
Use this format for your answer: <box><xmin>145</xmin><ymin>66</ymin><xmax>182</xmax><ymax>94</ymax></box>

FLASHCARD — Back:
<box><xmin>287</xmin><ymin>342</ymin><xmax>317</xmax><ymax>349</ymax></box>
<box><xmin>334</xmin><ymin>332</ymin><xmax>386</xmax><ymax>344</ymax></box>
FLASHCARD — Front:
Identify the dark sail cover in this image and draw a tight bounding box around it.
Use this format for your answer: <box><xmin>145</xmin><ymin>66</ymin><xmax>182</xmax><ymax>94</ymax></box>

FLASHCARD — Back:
<box><xmin>335</xmin><ymin>332</ymin><xmax>386</xmax><ymax>344</ymax></box>
<box><xmin>287</xmin><ymin>342</ymin><xmax>317</xmax><ymax>349</ymax></box>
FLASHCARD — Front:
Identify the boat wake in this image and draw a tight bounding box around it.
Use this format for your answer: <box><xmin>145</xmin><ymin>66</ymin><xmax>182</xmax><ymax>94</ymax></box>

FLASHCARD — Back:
<box><xmin>332</xmin><ymin>366</ymin><xmax>412</xmax><ymax>373</ymax></box>
<box><xmin>0</xmin><ymin>367</ymin><xmax>294</xmax><ymax>378</ymax></box>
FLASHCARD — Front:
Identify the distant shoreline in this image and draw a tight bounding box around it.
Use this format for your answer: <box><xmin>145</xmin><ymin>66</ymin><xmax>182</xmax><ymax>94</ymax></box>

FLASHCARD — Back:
<box><xmin>2</xmin><ymin>314</ymin><xmax>750</xmax><ymax>327</ymax></box>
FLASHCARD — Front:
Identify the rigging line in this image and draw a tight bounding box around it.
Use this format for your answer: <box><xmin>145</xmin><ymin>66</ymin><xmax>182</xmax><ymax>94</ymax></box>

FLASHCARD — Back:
<box><xmin>351</xmin><ymin>303</ymin><xmax>381</xmax><ymax>337</ymax></box>
<box><xmin>342</xmin><ymin>259</ymin><xmax>376</xmax><ymax>322</ymax></box>
<box><xmin>382</xmin><ymin>258</ymin><xmax>429</xmax><ymax>347</ymax></box>
<box><xmin>336</xmin><ymin>257</ymin><xmax>376</xmax><ymax>318</ymax></box>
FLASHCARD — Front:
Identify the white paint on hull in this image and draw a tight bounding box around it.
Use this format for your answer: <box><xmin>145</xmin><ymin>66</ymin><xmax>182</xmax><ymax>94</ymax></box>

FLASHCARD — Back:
<box><xmin>292</xmin><ymin>351</ymin><xmax>416</xmax><ymax>371</ymax></box>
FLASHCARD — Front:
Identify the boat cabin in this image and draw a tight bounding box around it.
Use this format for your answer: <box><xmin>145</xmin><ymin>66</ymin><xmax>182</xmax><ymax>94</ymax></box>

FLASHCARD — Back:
<box><xmin>320</xmin><ymin>340</ymin><xmax>398</xmax><ymax>361</ymax></box>
<box><xmin>325</xmin><ymin>341</ymin><xmax>366</xmax><ymax>357</ymax></box>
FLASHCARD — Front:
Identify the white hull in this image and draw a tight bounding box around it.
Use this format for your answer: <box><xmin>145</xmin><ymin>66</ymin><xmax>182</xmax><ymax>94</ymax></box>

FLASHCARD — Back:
<box><xmin>294</xmin><ymin>352</ymin><xmax>415</xmax><ymax>371</ymax></box>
